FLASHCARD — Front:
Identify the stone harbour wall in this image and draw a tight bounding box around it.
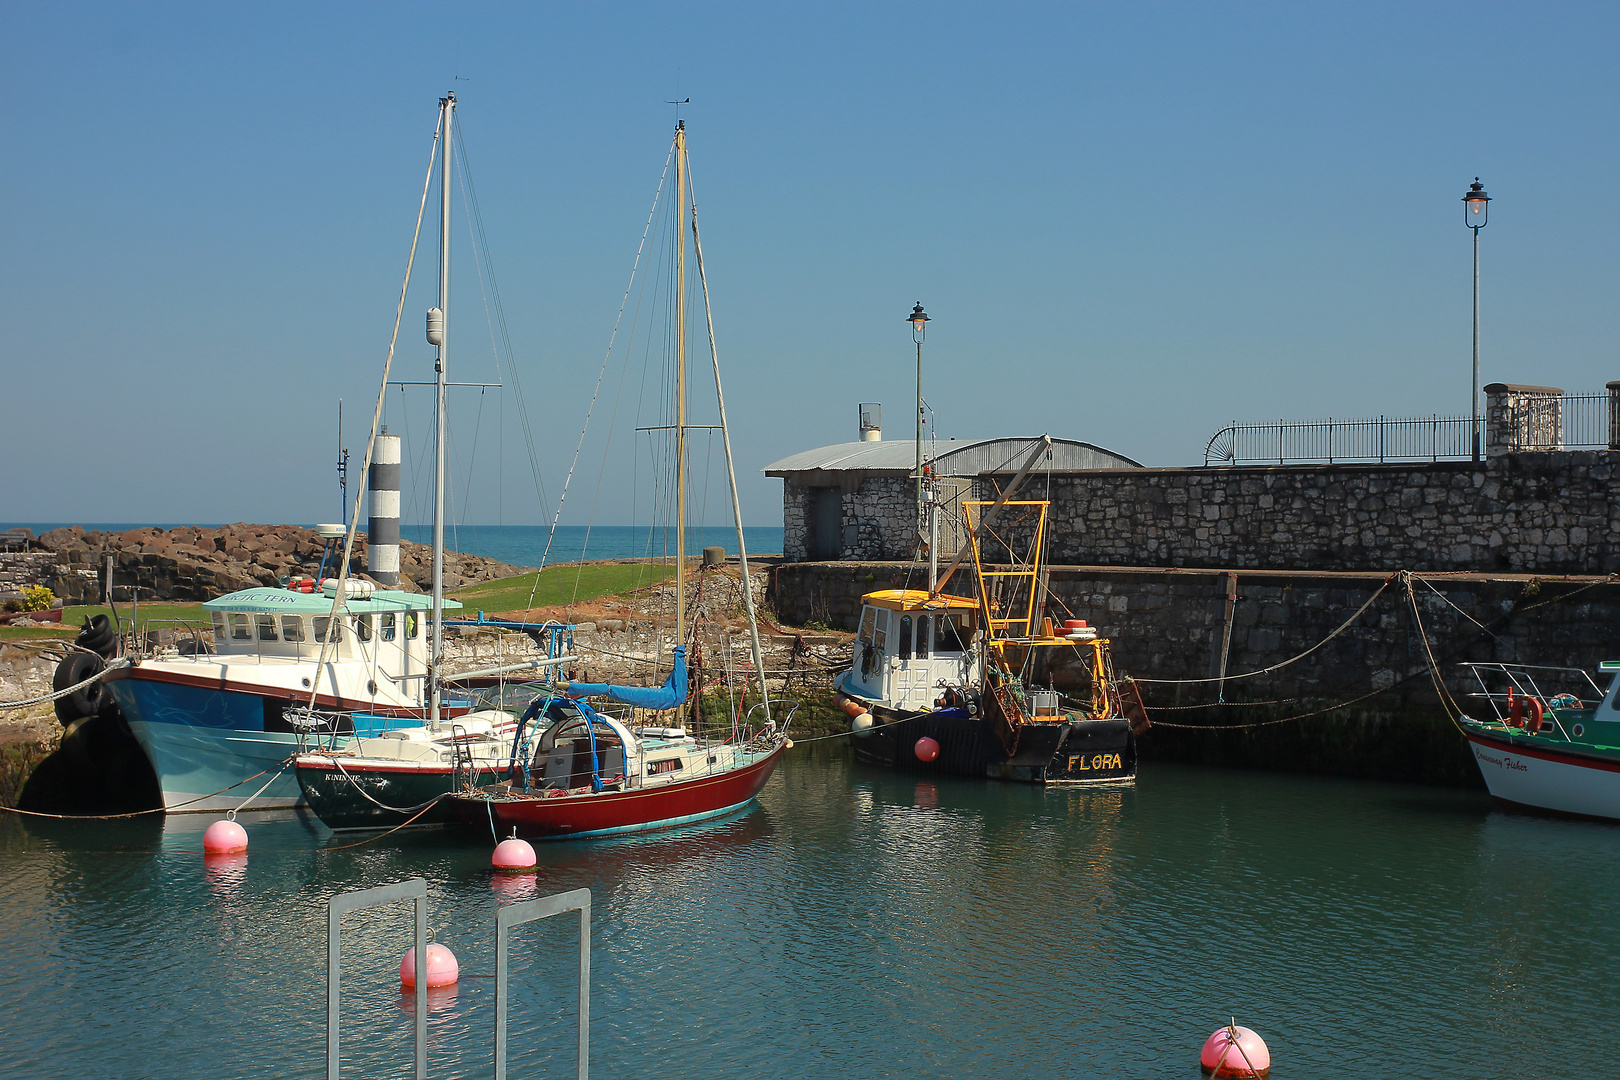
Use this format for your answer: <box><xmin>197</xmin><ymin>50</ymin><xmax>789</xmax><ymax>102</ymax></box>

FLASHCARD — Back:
<box><xmin>769</xmin><ymin>560</ymin><xmax>1620</xmax><ymax>785</ymax></box>
<box><xmin>1015</xmin><ymin>452</ymin><xmax>1620</xmax><ymax>575</ymax></box>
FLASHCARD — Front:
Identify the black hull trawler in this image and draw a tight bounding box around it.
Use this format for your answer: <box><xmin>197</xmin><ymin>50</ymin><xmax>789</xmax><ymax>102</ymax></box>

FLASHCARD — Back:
<box><xmin>835</xmin><ymin>471</ymin><xmax>1145</xmax><ymax>785</ymax></box>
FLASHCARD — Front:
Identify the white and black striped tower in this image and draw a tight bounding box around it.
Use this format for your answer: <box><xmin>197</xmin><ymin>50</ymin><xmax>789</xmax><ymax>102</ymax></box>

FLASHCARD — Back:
<box><xmin>367</xmin><ymin>431</ymin><xmax>402</xmax><ymax>586</ymax></box>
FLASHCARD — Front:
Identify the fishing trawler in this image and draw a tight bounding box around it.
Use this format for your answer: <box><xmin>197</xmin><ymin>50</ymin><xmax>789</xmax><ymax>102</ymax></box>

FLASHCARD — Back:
<box><xmin>446</xmin><ymin>119</ymin><xmax>789</xmax><ymax>839</ymax></box>
<box><xmin>835</xmin><ymin>442</ymin><xmax>1144</xmax><ymax>784</ymax></box>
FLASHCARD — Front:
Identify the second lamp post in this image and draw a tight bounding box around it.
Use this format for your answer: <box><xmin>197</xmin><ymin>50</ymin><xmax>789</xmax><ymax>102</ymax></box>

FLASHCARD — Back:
<box><xmin>908</xmin><ymin>302</ymin><xmax>931</xmax><ymax>535</ymax></box>
<box><xmin>1464</xmin><ymin>178</ymin><xmax>1491</xmax><ymax>460</ymax></box>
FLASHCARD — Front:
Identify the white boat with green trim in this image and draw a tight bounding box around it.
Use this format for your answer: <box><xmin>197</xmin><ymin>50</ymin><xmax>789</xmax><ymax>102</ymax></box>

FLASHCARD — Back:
<box><xmin>1455</xmin><ymin>661</ymin><xmax>1620</xmax><ymax>822</ymax></box>
<box><xmin>102</xmin><ymin>581</ymin><xmax>506</xmax><ymax>812</ymax></box>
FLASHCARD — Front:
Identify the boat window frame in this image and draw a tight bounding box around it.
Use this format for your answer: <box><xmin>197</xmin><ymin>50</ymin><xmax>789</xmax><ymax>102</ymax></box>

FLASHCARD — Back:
<box><xmin>898</xmin><ymin>615</ymin><xmax>913</xmax><ymax>660</ymax></box>
<box><xmin>229</xmin><ymin>613</ymin><xmax>252</xmax><ymax>641</ymax></box>
<box><xmin>312</xmin><ymin>616</ymin><xmax>343</xmax><ymax>645</ymax></box>
<box><xmin>211</xmin><ymin>611</ymin><xmax>227</xmax><ymax>642</ymax></box>
<box><xmin>916</xmin><ymin>614</ymin><xmax>931</xmax><ymax>659</ymax></box>
<box><xmin>873</xmin><ymin>609</ymin><xmax>889</xmax><ymax>653</ymax></box>
<box><xmin>380</xmin><ymin>612</ymin><xmax>397</xmax><ymax>642</ymax></box>
<box><xmin>281</xmin><ymin>615</ymin><xmax>306</xmax><ymax>643</ymax></box>
<box><xmin>857</xmin><ymin>607</ymin><xmax>877</xmax><ymax>646</ymax></box>
<box><xmin>255</xmin><ymin>613</ymin><xmax>279</xmax><ymax>642</ymax></box>
<box><xmin>354</xmin><ymin>614</ymin><xmax>373</xmax><ymax>642</ymax></box>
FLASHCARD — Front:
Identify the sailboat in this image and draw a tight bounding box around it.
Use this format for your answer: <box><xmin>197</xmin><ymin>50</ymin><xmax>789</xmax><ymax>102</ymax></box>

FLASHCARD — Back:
<box><xmin>444</xmin><ymin>119</ymin><xmax>790</xmax><ymax>839</ymax></box>
<box><xmin>834</xmin><ymin>438</ymin><xmax>1145</xmax><ymax>783</ymax></box>
<box><xmin>292</xmin><ymin>92</ymin><xmax>576</xmax><ymax>829</ymax></box>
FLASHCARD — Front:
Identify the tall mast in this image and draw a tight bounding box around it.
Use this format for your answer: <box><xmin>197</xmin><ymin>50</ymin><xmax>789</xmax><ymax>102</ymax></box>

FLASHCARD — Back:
<box><xmin>430</xmin><ymin>91</ymin><xmax>454</xmax><ymax>724</ymax></box>
<box><xmin>674</xmin><ymin>121</ymin><xmax>688</xmax><ymax>649</ymax></box>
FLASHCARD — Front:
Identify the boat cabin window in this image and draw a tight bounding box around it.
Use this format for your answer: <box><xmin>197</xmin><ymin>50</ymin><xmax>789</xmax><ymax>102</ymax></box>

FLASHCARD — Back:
<box><xmin>647</xmin><ymin>758</ymin><xmax>683</xmax><ymax>776</ymax></box>
<box><xmin>281</xmin><ymin>615</ymin><xmax>305</xmax><ymax>642</ymax></box>
<box><xmin>873</xmin><ymin>609</ymin><xmax>889</xmax><ymax>653</ymax></box>
<box><xmin>899</xmin><ymin>616</ymin><xmax>913</xmax><ymax>660</ymax></box>
<box><xmin>229</xmin><ymin>613</ymin><xmax>252</xmax><ymax>641</ymax></box>
<box><xmin>858</xmin><ymin>607</ymin><xmax>877</xmax><ymax>645</ymax></box>
<box><xmin>380</xmin><ymin>612</ymin><xmax>397</xmax><ymax>642</ymax></box>
<box><xmin>211</xmin><ymin>612</ymin><xmax>227</xmax><ymax>640</ymax></box>
<box><xmin>936</xmin><ymin>614</ymin><xmax>970</xmax><ymax>653</ymax></box>
<box><xmin>354</xmin><ymin>614</ymin><xmax>372</xmax><ymax>642</ymax></box>
<box><xmin>312</xmin><ymin>616</ymin><xmax>343</xmax><ymax>644</ymax></box>
<box><xmin>916</xmin><ymin>615</ymin><xmax>931</xmax><ymax>659</ymax></box>
<box><xmin>407</xmin><ymin>612</ymin><xmax>419</xmax><ymax>639</ymax></box>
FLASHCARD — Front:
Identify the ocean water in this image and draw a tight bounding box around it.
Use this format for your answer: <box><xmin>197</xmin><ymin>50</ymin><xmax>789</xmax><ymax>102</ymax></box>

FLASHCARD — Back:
<box><xmin>2</xmin><ymin>754</ymin><xmax>1616</xmax><ymax>1078</ymax></box>
<box><xmin>3</xmin><ymin>523</ymin><xmax>786</xmax><ymax>568</ymax></box>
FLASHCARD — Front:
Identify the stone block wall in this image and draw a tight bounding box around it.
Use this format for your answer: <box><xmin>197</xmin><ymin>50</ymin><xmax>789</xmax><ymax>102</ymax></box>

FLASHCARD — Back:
<box><xmin>783</xmin><ymin>476</ymin><xmax>917</xmax><ymax>562</ymax></box>
<box><xmin>997</xmin><ymin>451</ymin><xmax>1620</xmax><ymax>574</ymax></box>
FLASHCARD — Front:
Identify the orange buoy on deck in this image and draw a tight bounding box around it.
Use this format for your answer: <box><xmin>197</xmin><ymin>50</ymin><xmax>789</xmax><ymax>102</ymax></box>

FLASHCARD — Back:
<box><xmin>1200</xmin><ymin>1022</ymin><xmax>1271</xmax><ymax>1078</ymax></box>
<box><xmin>399</xmin><ymin>943</ymin><xmax>459</xmax><ymax>990</ymax></box>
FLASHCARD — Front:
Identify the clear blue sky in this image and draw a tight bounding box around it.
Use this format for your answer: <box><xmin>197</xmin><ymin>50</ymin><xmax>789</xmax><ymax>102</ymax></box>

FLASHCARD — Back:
<box><xmin>5</xmin><ymin>2</ymin><xmax>1617</xmax><ymax>527</ymax></box>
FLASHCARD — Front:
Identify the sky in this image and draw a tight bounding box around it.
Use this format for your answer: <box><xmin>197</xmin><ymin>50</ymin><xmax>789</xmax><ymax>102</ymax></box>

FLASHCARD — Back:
<box><xmin>4</xmin><ymin>2</ymin><xmax>1618</xmax><ymax>529</ymax></box>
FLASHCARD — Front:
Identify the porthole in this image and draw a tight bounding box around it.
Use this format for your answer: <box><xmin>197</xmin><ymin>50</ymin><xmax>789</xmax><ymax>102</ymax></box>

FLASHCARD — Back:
<box><xmin>301</xmin><ymin>677</ymin><xmax>311</xmax><ymax>688</ymax></box>
<box><xmin>367</xmin><ymin>680</ymin><xmax>377</xmax><ymax>696</ymax></box>
<box><xmin>1572</xmin><ymin>723</ymin><xmax>1585</xmax><ymax>738</ymax></box>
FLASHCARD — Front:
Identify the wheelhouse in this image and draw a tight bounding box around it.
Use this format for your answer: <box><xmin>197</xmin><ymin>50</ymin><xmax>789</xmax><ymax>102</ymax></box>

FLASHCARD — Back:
<box><xmin>846</xmin><ymin>589</ymin><xmax>982</xmax><ymax>710</ymax></box>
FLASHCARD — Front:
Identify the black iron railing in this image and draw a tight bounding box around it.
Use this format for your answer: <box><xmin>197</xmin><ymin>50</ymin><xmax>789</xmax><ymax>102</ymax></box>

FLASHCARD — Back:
<box><xmin>1203</xmin><ymin>393</ymin><xmax>1611</xmax><ymax>466</ymax></box>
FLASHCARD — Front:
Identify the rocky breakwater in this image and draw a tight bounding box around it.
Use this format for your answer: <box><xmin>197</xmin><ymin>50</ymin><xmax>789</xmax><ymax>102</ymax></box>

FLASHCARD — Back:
<box><xmin>32</xmin><ymin>524</ymin><xmax>530</xmax><ymax>603</ymax></box>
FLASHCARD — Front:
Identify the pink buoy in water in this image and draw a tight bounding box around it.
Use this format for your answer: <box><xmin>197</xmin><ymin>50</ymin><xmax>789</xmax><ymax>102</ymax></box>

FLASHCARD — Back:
<box><xmin>1200</xmin><ymin>1023</ymin><xmax>1271</xmax><ymax>1078</ymax></box>
<box><xmin>399</xmin><ymin>943</ymin><xmax>459</xmax><ymax>990</ymax></box>
<box><xmin>492</xmin><ymin>836</ymin><xmax>536</xmax><ymax>871</ymax></box>
<box><xmin>202</xmin><ymin>819</ymin><xmax>248</xmax><ymax>855</ymax></box>
<box><xmin>914</xmin><ymin>736</ymin><xmax>940</xmax><ymax>763</ymax></box>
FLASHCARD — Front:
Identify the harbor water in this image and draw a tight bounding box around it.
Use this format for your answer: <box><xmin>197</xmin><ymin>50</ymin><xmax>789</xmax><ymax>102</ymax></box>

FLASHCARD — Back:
<box><xmin>2</xmin><ymin>751</ymin><xmax>1616</xmax><ymax>1078</ymax></box>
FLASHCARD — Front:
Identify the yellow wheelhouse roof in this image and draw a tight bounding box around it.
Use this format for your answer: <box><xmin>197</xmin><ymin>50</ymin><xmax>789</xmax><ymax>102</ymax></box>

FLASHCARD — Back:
<box><xmin>857</xmin><ymin>589</ymin><xmax>980</xmax><ymax>613</ymax></box>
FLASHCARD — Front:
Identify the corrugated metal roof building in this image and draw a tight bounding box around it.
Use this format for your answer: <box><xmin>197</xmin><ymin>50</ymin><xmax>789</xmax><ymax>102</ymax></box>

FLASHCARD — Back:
<box><xmin>762</xmin><ymin>435</ymin><xmax>1143</xmax><ymax>561</ymax></box>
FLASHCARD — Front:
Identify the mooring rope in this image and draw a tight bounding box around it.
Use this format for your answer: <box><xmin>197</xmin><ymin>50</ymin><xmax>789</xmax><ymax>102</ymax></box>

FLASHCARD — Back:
<box><xmin>1127</xmin><ymin>575</ymin><xmax>1394</xmax><ymax>685</ymax></box>
<box><xmin>1</xmin><ymin>754</ymin><xmax>296</xmax><ymax>819</ymax></box>
<box><xmin>0</xmin><ymin>657</ymin><xmax>130</xmax><ymax>709</ymax></box>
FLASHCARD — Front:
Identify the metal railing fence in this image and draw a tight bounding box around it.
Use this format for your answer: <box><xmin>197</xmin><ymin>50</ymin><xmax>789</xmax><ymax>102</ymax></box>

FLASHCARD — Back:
<box><xmin>1203</xmin><ymin>393</ymin><xmax>1613</xmax><ymax>465</ymax></box>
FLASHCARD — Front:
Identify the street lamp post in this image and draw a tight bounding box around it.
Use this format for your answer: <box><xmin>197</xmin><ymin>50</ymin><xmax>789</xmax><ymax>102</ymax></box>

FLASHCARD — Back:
<box><xmin>1463</xmin><ymin>178</ymin><xmax>1491</xmax><ymax>461</ymax></box>
<box><xmin>907</xmin><ymin>302</ymin><xmax>930</xmax><ymax>542</ymax></box>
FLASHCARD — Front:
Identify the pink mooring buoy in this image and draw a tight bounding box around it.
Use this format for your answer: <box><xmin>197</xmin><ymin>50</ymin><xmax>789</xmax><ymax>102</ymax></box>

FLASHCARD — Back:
<box><xmin>1200</xmin><ymin>1023</ymin><xmax>1271</xmax><ymax>1078</ymax></box>
<box><xmin>914</xmin><ymin>736</ymin><xmax>940</xmax><ymax>763</ymax></box>
<box><xmin>399</xmin><ymin>943</ymin><xmax>459</xmax><ymax>990</ymax></box>
<box><xmin>492</xmin><ymin>835</ymin><xmax>536</xmax><ymax>871</ymax></box>
<box><xmin>202</xmin><ymin>818</ymin><xmax>248</xmax><ymax>855</ymax></box>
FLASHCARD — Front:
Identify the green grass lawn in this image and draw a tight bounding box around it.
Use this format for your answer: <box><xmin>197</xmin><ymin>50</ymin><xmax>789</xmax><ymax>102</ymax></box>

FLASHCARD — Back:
<box><xmin>1</xmin><ymin>602</ymin><xmax>213</xmax><ymax>642</ymax></box>
<box><xmin>450</xmin><ymin>562</ymin><xmax>677</xmax><ymax>616</ymax></box>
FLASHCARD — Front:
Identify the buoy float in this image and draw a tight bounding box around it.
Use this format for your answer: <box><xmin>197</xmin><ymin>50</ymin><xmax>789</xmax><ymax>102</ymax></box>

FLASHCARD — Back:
<box><xmin>914</xmin><ymin>736</ymin><xmax>940</xmax><ymax>763</ymax></box>
<box><xmin>1200</xmin><ymin>1023</ymin><xmax>1271</xmax><ymax>1078</ymax></box>
<box><xmin>202</xmin><ymin>818</ymin><xmax>248</xmax><ymax>854</ymax></box>
<box><xmin>492</xmin><ymin>833</ymin><xmax>536</xmax><ymax>871</ymax></box>
<box><xmin>851</xmin><ymin>712</ymin><xmax>875</xmax><ymax>738</ymax></box>
<box><xmin>399</xmin><ymin>943</ymin><xmax>459</xmax><ymax>990</ymax></box>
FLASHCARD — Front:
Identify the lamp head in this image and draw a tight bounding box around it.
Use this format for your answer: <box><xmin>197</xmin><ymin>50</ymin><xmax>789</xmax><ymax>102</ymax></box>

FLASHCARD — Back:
<box><xmin>1463</xmin><ymin>178</ymin><xmax>1490</xmax><ymax>229</ymax></box>
<box><xmin>908</xmin><ymin>302</ymin><xmax>930</xmax><ymax>343</ymax></box>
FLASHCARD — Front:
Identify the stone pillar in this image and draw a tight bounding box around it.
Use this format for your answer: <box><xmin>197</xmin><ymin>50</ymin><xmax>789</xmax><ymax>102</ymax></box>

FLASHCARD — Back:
<box><xmin>367</xmin><ymin>433</ymin><xmax>401</xmax><ymax>585</ymax></box>
<box><xmin>1607</xmin><ymin>381</ymin><xmax>1620</xmax><ymax>450</ymax></box>
<box><xmin>1484</xmin><ymin>383</ymin><xmax>1563</xmax><ymax>457</ymax></box>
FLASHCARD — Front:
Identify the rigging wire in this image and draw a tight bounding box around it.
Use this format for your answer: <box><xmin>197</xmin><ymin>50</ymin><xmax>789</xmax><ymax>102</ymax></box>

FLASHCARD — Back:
<box><xmin>523</xmin><ymin>139</ymin><xmax>677</xmax><ymax>615</ymax></box>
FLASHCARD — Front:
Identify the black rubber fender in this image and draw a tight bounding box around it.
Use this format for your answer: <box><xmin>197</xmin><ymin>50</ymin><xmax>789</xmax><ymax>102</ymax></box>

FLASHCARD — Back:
<box><xmin>53</xmin><ymin>650</ymin><xmax>105</xmax><ymax>726</ymax></box>
<box><xmin>74</xmin><ymin>614</ymin><xmax>118</xmax><ymax>660</ymax></box>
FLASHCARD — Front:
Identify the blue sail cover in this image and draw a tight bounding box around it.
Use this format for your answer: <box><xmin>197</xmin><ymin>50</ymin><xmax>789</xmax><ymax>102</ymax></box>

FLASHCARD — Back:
<box><xmin>564</xmin><ymin>645</ymin><xmax>688</xmax><ymax>710</ymax></box>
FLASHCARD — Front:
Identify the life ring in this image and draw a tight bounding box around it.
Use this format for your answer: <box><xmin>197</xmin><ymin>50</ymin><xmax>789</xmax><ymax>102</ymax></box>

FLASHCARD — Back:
<box><xmin>1509</xmin><ymin>695</ymin><xmax>1544</xmax><ymax>733</ymax></box>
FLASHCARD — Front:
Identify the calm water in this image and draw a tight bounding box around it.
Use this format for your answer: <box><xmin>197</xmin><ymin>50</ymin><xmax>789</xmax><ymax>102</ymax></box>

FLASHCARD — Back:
<box><xmin>2</xmin><ymin>755</ymin><xmax>1616</xmax><ymax>1079</ymax></box>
